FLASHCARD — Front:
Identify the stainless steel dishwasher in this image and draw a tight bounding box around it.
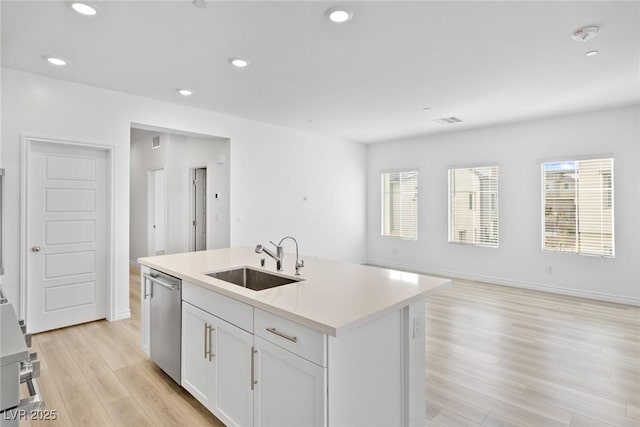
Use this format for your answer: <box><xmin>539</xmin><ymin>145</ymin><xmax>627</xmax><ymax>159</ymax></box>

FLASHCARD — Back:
<box><xmin>144</xmin><ymin>269</ymin><xmax>181</xmax><ymax>384</ymax></box>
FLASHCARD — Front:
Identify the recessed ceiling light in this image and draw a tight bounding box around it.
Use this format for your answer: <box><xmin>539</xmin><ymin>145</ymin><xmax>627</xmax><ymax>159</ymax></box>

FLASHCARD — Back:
<box><xmin>229</xmin><ymin>58</ymin><xmax>250</xmax><ymax>68</ymax></box>
<box><xmin>326</xmin><ymin>7</ymin><xmax>353</xmax><ymax>23</ymax></box>
<box><xmin>177</xmin><ymin>89</ymin><xmax>193</xmax><ymax>96</ymax></box>
<box><xmin>45</xmin><ymin>56</ymin><xmax>67</xmax><ymax>66</ymax></box>
<box><xmin>70</xmin><ymin>2</ymin><xmax>97</xmax><ymax>16</ymax></box>
<box><xmin>192</xmin><ymin>0</ymin><xmax>208</xmax><ymax>8</ymax></box>
<box><xmin>585</xmin><ymin>50</ymin><xmax>599</xmax><ymax>57</ymax></box>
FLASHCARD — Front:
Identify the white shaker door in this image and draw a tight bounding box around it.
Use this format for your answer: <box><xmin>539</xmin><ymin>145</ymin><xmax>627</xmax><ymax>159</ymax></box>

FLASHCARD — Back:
<box><xmin>253</xmin><ymin>336</ymin><xmax>326</xmax><ymax>427</ymax></box>
<box><xmin>26</xmin><ymin>140</ymin><xmax>108</xmax><ymax>333</ymax></box>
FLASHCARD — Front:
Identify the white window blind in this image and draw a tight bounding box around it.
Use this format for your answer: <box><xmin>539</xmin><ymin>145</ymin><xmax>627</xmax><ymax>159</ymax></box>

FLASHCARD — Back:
<box><xmin>543</xmin><ymin>158</ymin><xmax>614</xmax><ymax>257</ymax></box>
<box><xmin>448</xmin><ymin>166</ymin><xmax>499</xmax><ymax>247</ymax></box>
<box><xmin>381</xmin><ymin>171</ymin><xmax>418</xmax><ymax>239</ymax></box>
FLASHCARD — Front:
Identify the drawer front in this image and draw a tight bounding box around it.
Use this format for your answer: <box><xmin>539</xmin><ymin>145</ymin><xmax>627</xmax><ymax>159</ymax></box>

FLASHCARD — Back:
<box><xmin>182</xmin><ymin>281</ymin><xmax>253</xmax><ymax>333</ymax></box>
<box><xmin>254</xmin><ymin>309</ymin><xmax>326</xmax><ymax>367</ymax></box>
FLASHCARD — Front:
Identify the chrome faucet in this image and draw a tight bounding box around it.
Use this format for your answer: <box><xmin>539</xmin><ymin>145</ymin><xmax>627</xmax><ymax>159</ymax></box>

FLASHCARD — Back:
<box><xmin>255</xmin><ymin>236</ymin><xmax>304</xmax><ymax>275</ymax></box>
<box><xmin>255</xmin><ymin>242</ymin><xmax>282</xmax><ymax>271</ymax></box>
<box><xmin>278</xmin><ymin>236</ymin><xmax>304</xmax><ymax>275</ymax></box>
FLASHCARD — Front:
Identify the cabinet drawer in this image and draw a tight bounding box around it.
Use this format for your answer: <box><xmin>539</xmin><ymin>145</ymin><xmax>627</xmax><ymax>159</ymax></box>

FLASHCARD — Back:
<box><xmin>254</xmin><ymin>309</ymin><xmax>326</xmax><ymax>367</ymax></box>
<box><xmin>182</xmin><ymin>281</ymin><xmax>253</xmax><ymax>333</ymax></box>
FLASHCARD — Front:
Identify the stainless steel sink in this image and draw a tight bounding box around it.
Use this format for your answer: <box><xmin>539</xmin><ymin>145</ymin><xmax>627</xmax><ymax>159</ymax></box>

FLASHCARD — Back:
<box><xmin>206</xmin><ymin>267</ymin><xmax>302</xmax><ymax>291</ymax></box>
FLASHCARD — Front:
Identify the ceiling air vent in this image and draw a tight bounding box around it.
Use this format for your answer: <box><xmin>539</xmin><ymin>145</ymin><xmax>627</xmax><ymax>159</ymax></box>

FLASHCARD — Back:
<box><xmin>152</xmin><ymin>136</ymin><xmax>160</xmax><ymax>149</ymax></box>
<box><xmin>432</xmin><ymin>117</ymin><xmax>463</xmax><ymax>125</ymax></box>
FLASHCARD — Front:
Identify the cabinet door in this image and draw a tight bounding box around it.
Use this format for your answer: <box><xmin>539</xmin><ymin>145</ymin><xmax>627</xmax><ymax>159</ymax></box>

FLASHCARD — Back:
<box><xmin>254</xmin><ymin>336</ymin><xmax>326</xmax><ymax>427</ymax></box>
<box><xmin>181</xmin><ymin>302</ymin><xmax>215</xmax><ymax>408</ymax></box>
<box><xmin>211</xmin><ymin>317</ymin><xmax>254</xmax><ymax>427</ymax></box>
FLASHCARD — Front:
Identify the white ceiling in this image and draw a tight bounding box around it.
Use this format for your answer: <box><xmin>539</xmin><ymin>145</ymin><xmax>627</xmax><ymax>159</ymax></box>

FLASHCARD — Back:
<box><xmin>2</xmin><ymin>1</ymin><xmax>638</xmax><ymax>143</ymax></box>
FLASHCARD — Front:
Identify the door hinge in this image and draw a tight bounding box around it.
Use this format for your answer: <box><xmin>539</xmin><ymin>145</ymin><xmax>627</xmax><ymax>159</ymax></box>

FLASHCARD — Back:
<box><xmin>192</xmin><ymin>220</ymin><xmax>197</xmax><ymax>226</ymax></box>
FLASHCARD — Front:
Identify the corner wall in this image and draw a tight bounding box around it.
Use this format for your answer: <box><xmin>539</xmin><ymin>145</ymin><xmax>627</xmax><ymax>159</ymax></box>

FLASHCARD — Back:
<box><xmin>1</xmin><ymin>68</ymin><xmax>367</xmax><ymax>319</ymax></box>
<box><xmin>367</xmin><ymin>106</ymin><xmax>640</xmax><ymax>304</ymax></box>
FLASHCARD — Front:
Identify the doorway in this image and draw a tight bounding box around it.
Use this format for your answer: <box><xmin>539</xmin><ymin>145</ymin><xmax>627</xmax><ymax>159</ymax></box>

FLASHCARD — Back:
<box><xmin>148</xmin><ymin>168</ymin><xmax>166</xmax><ymax>256</ymax></box>
<box><xmin>129</xmin><ymin>124</ymin><xmax>230</xmax><ymax>263</ymax></box>
<box><xmin>192</xmin><ymin>167</ymin><xmax>207</xmax><ymax>251</ymax></box>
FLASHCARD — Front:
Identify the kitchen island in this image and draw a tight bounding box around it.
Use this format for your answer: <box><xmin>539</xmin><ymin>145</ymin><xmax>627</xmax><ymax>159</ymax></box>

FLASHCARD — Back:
<box><xmin>138</xmin><ymin>247</ymin><xmax>450</xmax><ymax>427</ymax></box>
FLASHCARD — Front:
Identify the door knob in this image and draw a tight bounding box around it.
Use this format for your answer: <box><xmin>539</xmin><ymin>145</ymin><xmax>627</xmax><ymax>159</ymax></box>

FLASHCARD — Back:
<box><xmin>31</xmin><ymin>246</ymin><xmax>41</xmax><ymax>252</ymax></box>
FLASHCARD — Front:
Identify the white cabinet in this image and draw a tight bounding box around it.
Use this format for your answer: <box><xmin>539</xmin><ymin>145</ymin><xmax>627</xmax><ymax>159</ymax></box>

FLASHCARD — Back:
<box><xmin>181</xmin><ymin>302</ymin><xmax>215</xmax><ymax>408</ymax></box>
<box><xmin>253</xmin><ymin>336</ymin><xmax>326</xmax><ymax>427</ymax></box>
<box><xmin>182</xmin><ymin>283</ymin><xmax>327</xmax><ymax>427</ymax></box>
<box><xmin>211</xmin><ymin>313</ymin><xmax>254</xmax><ymax>427</ymax></box>
<box><xmin>181</xmin><ymin>301</ymin><xmax>254</xmax><ymax>427</ymax></box>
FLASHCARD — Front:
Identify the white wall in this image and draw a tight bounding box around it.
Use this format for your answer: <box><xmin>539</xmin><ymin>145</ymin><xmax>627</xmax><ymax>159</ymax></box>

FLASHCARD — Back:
<box><xmin>367</xmin><ymin>106</ymin><xmax>640</xmax><ymax>304</ymax></box>
<box><xmin>130</xmin><ymin>132</ymin><xmax>231</xmax><ymax>262</ymax></box>
<box><xmin>1</xmin><ymin>68</ymin><xmax>367</xmax><ymax>319</ymax></box>
<box><xmin>130</xmin><ymin>132</ymin><xmax>168</xmax><ymax>262</ymax></box>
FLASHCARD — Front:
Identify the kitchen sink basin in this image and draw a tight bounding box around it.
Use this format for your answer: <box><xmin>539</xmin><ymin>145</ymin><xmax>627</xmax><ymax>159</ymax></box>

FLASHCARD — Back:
<box><xmin>206</xmin><ymin>267</ymin><xmax>302</xmax><ymax>291</ymax></box>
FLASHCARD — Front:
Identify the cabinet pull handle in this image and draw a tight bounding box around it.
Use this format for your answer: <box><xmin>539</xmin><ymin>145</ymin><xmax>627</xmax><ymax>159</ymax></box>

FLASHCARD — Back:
<box><xmin>250</xmin><ymin>347</ymin><xmax>258</xmax><ymax>390</ymax></box>
<box><xmin>204</xmin><ymin>323</ymin><xmax>210</xmax><ymax>360</ymax></box>
<box><xmin>209</xmin><ymin>327</ymin><xmax>215</xmax><ymax>361</ymax></box>
<box><xmin>266</xmin><ymin>327</ymin><xmax>298</xmax><ymax>343</ymax></box>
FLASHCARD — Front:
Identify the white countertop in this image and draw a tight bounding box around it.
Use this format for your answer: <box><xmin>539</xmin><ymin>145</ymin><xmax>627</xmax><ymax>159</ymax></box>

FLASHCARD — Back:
<box><xmin>138</xmin><ymin>247</ymin><xmax>450</xmax><ymax>336</ymax></box>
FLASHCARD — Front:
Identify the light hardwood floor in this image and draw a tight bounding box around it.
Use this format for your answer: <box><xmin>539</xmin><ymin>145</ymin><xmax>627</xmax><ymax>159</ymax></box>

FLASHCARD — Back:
<box><xmin>21</xmin><ymin>267</ymin><xmax>640</xmax><ymax>427</ymax></box>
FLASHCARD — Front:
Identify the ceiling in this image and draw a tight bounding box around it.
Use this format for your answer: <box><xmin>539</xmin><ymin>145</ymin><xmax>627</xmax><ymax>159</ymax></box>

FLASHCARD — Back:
<box><xmin>2</xmin><ymin>1</ymin><xmax>638</xmax><ymax>143</ymax></box>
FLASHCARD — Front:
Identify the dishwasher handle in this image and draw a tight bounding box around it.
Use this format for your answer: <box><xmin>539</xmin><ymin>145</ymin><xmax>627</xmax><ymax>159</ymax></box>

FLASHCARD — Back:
<box><xmin>143</xmin><ymin>274</ymin><xmax>179</xmax><ymax>291</ymax></box>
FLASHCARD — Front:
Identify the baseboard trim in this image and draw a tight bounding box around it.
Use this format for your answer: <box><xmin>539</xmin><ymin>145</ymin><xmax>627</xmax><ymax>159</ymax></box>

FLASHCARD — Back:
<box><xmin>366</xmin><ymin>259</ymin><xmax>640</xmax><ymax>306</ymax></box>
<box><xmin>113</xmin><ymin>309</ymin><xmax>131</xmax><ymax>321</ymax></box>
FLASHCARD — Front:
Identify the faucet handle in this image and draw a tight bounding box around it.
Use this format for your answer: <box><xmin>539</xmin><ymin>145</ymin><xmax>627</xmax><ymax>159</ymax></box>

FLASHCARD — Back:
<box><xmin>270</xmin><ymin>240</ymin><xmax>284</xmax><ymax>258</ymax></box>
<box><xmin>295</xmin><ymin>259</ymin><xmax>304</xmax><ymax>275</ymax></box>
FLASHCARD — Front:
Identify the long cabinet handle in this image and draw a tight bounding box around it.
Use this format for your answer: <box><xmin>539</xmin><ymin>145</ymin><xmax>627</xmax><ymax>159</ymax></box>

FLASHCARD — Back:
<box><xmin>266</xmin><ymin>327</ymin><xmax>298</xmax><ymax>343</ymax></box>
<box><xmin>250</xmin><ymin>347</ymin><xmax>257</xmax><ymax>390</ymax></box>
<box><xmin>209</xmin><ymin>327</ymin><xmax>215</xmax><ymax>361</ymax></box>
<box><xmin>204</xmin><ymin>323</ymin><xmax>210</xmax><ymax>360</ymax></box>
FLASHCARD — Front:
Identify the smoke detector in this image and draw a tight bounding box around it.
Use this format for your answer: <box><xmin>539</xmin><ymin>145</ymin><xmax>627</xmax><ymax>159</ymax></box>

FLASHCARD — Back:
<box><xmin>571</xmin><ymin>26</ymin><xmax>600</xmax><ymax>42</ymax></box>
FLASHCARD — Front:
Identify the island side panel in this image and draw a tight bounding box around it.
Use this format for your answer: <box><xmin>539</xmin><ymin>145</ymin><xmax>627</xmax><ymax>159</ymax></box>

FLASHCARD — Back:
<box><xmin>140</xmin><ymin>265</ymin><xmax>150</xmax><ymax>355</ymax></box>
<box><xmin>404</xmin><ymin>300</ymin><xmax>425</xmax><ymax>427</ymax></box>
<box><xmin>328</xmin><ymin>307</ymin><xmax>404</xmax><ymax>426</ymax></box>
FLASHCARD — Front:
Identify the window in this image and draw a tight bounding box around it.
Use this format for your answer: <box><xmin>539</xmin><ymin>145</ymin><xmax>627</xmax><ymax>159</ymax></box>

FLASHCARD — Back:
<box><xmin>448</xmin><ymin>166</ymin><xmax>498</xmax><ymax>247</ymax></box>
<box><xmin>381</xmin><ymin>170</ymin><xmax>418</xmax><ymax>239</ymax></box>
<box><xmin>542</xmin><ymin>158</ymin><xmax>614</xmax><ymax>257</ymax></box>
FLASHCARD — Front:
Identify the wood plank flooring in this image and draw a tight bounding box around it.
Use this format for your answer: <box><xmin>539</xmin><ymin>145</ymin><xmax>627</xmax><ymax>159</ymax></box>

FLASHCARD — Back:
<box><xmin>424</xmin><ymin>280</ymin><xmax>640</xmax><ymax>427</ymax></box>
<box><xmin>20</xmin><ymin>266</ymin><xmax>224</xmax><ymax>427</ymax></box>
<box><xmin>20</xmin><ymin>267</ymin><xmax>640</xmax><ymax>426</ymax></box>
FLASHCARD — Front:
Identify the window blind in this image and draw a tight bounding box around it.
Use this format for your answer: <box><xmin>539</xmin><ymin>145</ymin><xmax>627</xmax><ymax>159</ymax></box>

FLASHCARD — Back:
<box><xmin>381</xmin><ymin>171</ymin><xmax>418</xmax><ymax>239</ymax></box>
<box><xmin>543</xmin><ymin>158</ymin><xmax>614</xmax><ymax>257</ymax></box>
<box><xmin>448</xmin><ymin>166</ymin><xmax>499</xmax><ymax>247</ymax></box>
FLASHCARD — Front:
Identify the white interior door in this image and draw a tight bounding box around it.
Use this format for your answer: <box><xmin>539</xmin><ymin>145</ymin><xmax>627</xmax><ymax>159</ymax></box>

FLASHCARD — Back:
<box><xmin>193</xmin><ymin>168</ymin><xmax>207</xmax><ymax>251</ymax></box>
<box><xmin>148</xmin><ymin>168</ymin><xmax>166</xmax><ymax>255</ymax></box>
<box><xmin>27</xmin><ymin>141</ymin><xmax>108</xmax><ymax>333</ymax></box>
